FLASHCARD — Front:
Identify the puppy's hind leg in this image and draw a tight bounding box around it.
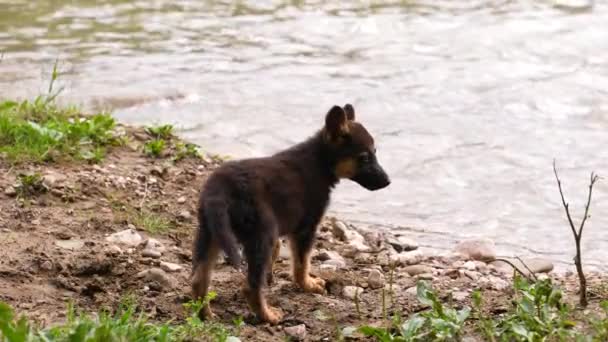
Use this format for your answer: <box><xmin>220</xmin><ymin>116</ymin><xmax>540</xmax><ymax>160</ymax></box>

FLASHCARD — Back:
<box><xmin>192</xmin><ymin>230</ymin><xmax>220</xmax><ymax>320</ymax></box>
<box><xmin>242</xmin><ymin>222</ymin><xmax>282</xmax><ymax>324</ymax></box>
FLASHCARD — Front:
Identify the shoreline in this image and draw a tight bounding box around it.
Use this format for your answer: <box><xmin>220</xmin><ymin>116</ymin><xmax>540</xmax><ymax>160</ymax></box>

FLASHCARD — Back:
<box><xmin>1</xmin><ymin>102</ymin><xmax>607</xmax><ymax>340</ymax></box>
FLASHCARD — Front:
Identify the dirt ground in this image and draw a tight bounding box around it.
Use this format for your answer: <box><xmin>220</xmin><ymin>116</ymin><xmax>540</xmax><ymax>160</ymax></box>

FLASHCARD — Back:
<box><xmin>0</xmin><ymin>125</ymin><xmax>606</xmax><ymax>341</ymax></box>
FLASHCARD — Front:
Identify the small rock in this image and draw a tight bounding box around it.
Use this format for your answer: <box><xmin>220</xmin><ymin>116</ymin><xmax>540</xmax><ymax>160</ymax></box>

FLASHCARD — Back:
<box><xmin>225</xmin><ymin>337</ymin><xmax>241</xmax><ymax>342</ymax></box>
<box><xmin>417</xmin><ymin>273</ymin><xmax>434</xmax><ymax>280</ymax></box>
<box><xmin>142</xmin><ymin>249</ymin><xmax>162</xmax><ymax>259</ymax></box>
<box><xmin>160</xmin><ymin>261</ymin><xmax>183</xmax><ymax>273</ymax></box>
<box><xmin>284</xmin><ymin>324</ymin><xmax>307</xmax><ymax>341</ymax></box>
<box><xmin>43</xmin><ymin>171</ymin><xmax>67</xmax><ymax>188</ymax></box>
<box><xmin>462</xmin><ymin>261</ymin><xmax>477</xmax><ymax>271</ymax></box>
<box><xmin>341</xmin><ymin>326</ymin><xmax>358</xmax><ymax>338</ymax></box>
<box><xmin>145</xmin><ymin>238</ymin><xmax>166</xmax><ymax>253</ymax></box>
<box><xmin>452</xmin><ymin>291</ymin><xmax>469</xmax><ymax>302</ymax></box>
<box><xmin>136</xmin><ymin>268</ymin><xmax>177</xmax><ymax>289</ymax></box>
<box><xmin>318</xmin><ymin>264</ymin><xmax>338</xmax><ymax>278</ymax></box>
<box><xmin>323</xmin><ymin>259</ymin><xmax>347</xmax><ymax>269</ymax></box>
<box><xmin>368</xmin><ymin>269</ymin><xmax>385</xmax><ymax>289</ymax></box>
<box><xmin>403</xmin><ymin>264</ymin><xmax>433</xmax><ymax>276</ymax></box>
<box><xmin>464</xmin><ymin>270</ymin><xmax>481</xmax><ymax>281</ymax></box>
<box><xmin>349</xmin><ymin>238</ymin><xmax>371</xmax><ymax>253</ymax></box>
<box><xmin>405</xmin><ymin>286</ymin><xmax>418</xmax><ymax>296</ymax></box>
<box><xmin>4</xmin><ymin>186</ymin><xmax>17</xmax><ymax>197</ymax></box>
<box><xmin>106</xmin><ymin>229</ymin><xmax>143</xmax><ymax>246</ymax></box>
<box><xmin>332</xmin><ymin>220</ymin><xmax>348</xmax><ymax>241</ymax></box>
<box><xmin>31</xmin><ymin>219</ymin><xmax>41</xmax><ymax>226</ymax></box>
<box><xmin>343</xmin><ymin>286</ymin><xmax>364</xmax><ymax>300</ymax></box>
<box><xmin>454</xmin><ymin>238</ymin><xmax>496</xmax><ymax>262</ymax></box>
<box><xmin>55</xmin><ymin>239</ymin><xmax>85</xmax><ymax>251</ymax></box>
<box><xmin>387</xmin><ymin>236</ymin><xmax>418</xmax><ymax>253</ymax></box>
<box><xmin>40</xmin><ymin>260</ymin><xmax>53</xmax><ymax>271</ymax></box>
<box><xmin>178</xmin><ymin>210</ymin><xmax>192</xmax><ymax>222</ymax></box>
<box><xmin>520</xmin><ymin>258</ymin><xmax>554</xmax><ymax>274</ymax></box>
<box><xmin>491</xmin><ymin>258</ymin><xmax>554</xmax><ymax>275</ymax></box>
<box><xmin>177</xmin><ymin>196</ymin><xmax>186</xmax><ymax>204</ymax></box>
<box><xmin>105</xmin><ymin>245</ymin><xmax>123</xmax><ymax>256</ymax></box>
<box><xmin>487</xmin><ymin>275</ymin><xmax>510</xmax><ymax>291</ymax></box>
<box><xmin>396</xmin><ymin>250</ymin><xmax>424</xmax><ymax>266</ymax></box>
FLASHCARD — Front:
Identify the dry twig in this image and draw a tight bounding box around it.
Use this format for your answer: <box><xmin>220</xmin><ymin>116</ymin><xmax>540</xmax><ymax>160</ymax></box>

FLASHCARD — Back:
<box><xmin>553</xmin><ymin>160</ymin><xmax>599</xmax><ymax>307</ymax></box>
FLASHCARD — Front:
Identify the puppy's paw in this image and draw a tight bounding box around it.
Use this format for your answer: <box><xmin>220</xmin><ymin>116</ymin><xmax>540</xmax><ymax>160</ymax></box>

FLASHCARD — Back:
<box><xmin>260</xmin><ymin>306</ymin><xmax>283</xmax><ymax>325</ymax></box>
<box><xmin>301</xmin><ymin>275</ymin><xmax>326</xmax><ymax>294</ymax></box>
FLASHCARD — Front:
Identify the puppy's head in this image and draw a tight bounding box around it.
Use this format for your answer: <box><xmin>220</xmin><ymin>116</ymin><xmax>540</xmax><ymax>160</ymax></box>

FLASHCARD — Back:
<box><xmin>323</xmin><ymin>104</ymin><xmax>390</xmax><ymax>191</ymax></box>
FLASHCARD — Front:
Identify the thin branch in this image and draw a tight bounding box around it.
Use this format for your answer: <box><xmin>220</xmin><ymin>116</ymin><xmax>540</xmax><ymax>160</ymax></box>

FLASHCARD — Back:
<box><xmin>578</xmin><ymin>172</ymin><xmax>599</xmax><ymax>238</ymax></box>
<box><xmin>515</xmin><ymin>256</ymin><xmax>539</xmax><ymax>282</ymax></box>
<box><xmin>553</xmin><ymin>160</ymin><xmax>579</xmax><ymax>239</ymax></box>
<box><xmin>494</xmin><ymin>258</ymin><xmax>535</xmax><ymax>282</ymax></box>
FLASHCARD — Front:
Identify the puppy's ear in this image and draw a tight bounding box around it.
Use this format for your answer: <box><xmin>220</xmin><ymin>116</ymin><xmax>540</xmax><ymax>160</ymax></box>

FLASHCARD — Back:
<box><xmin>344</xmin><ymin>104</ymin><xmax>355</xmax><ymax>121</ymax></box>
<box><xmin>325</xmin><ymin>105</ymin><xmax>348</xmax><ymax>138</ymax></box>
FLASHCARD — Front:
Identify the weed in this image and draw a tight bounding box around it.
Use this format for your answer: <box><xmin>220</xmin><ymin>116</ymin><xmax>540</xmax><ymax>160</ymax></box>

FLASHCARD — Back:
<box><xmin>493</xmin><ymin>276</ymin><xmax>575</xmax><ymax>341</ymax></box>
<box><xmin>174</xmin><ymin>292</ymin><xmax>235</xmax><ymax>342</ymax></box>
<box><xmin>0</xmin><ymin>100</ymin><xmax>120</xmax><ymax>164</ymax></box>
<box><xmin>173</xmin><ymin>142</ymin><xmax>200</xmax><ymax>162</ymax></box>
<box><xmin>133</xmin><ymin>210</ymin><xmax>172</xmax><ymax>234</ymax></box>
<box><xmin>144</xmin><ymin>139</ymin><xmax>166</xmax><ymax>158</ymax></box>
<box><xmin>0</xmin><ymin>292</ymin><xmax>239</xmax><ymax>342</ymax></box>
<box><xmin>359</xmin><ymin>281</ymin><xmax>470</xmax><ymax>341</ymax></box>
<box><xmin>146</xmin><ymin>125</ymin><xmax>174</xmax><ymax>140</ymax></box>
<box><xmin>15</xmin><ymin>173</ymin><xmax>46</xmax><ymax>198</ymax></box>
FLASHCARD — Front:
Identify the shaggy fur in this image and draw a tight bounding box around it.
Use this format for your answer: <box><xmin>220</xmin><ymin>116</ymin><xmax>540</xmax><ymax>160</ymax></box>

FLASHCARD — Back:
<box><xmin>192</xmin><ymin>104</ymin><xmax>390</xmax><ymax>324</ymax></box>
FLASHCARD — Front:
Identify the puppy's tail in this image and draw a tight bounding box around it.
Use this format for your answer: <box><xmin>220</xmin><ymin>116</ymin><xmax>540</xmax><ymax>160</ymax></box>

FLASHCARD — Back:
<box><xmin>196</xmin><ymin>198</ymin><xmax>242</xmax><ymax>270</ymax></box>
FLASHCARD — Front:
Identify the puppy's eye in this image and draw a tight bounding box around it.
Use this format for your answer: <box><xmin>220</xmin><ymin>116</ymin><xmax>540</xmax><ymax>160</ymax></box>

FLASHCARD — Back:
<box><xmin>359</xmin><ymin>153</ymin><xmax>370</xmax><ymax>163</ymax></box>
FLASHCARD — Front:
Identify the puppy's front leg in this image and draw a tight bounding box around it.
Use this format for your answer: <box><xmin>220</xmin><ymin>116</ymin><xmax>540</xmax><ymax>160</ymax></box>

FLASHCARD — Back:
<box><xmin>289</xmin><ymin>232</ymin><xmax>326</xmax><ymax>294</ymax></box>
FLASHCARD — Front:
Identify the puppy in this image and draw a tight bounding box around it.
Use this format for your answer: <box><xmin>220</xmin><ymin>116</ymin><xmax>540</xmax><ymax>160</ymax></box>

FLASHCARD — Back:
<box><xmin>192</xmin><ymin>104</ymin><xmax>390</xmax><ymax>324</ymax></box>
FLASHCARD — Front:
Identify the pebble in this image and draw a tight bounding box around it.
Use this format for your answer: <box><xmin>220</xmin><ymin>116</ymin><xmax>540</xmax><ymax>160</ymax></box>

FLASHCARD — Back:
<box><xmin>405</xmin><ymin>286</ymin><xmax>418</xmax><ymax>296</ymax></box>
<box><xmin>177</xmin><ymin>196</ymin><xmax>186</xmax><ymax>204</ymax></box>
<box><xmin>43</xmin><ymin>171</ymin><xmax>67</xmax><ymax>188</ymax></box>
<box><xmin>40</xmin><ymin>260</ymin><xmax>53</xmax><ymax>271</ymax></box>
<box><xmin>225</xmin><ymin>337</ymin><xmax>241</xmax><ymax>342</ymax></box>
<box><xmin>462</xmin><ymin>261</ymin><xmax>477</xmax><ymax>271</ymax></box>
<box><xmin>331</xmin><ymin>220</ymin><xmax>348</xmax><ymax>241</ymax></box>
<box><xmin>142</xmin><ymin>249</ymin><xmax>162</xmax><ymax>259</ymax></box>
<box><xmin>454</xmin><ymin>238</ymin><xmax>496</xmax><ymax>262</ymax></box>
<box><xmin>136</xmin><ymin>268</ymin><xmax>176</xmax><ymax>289</ymax></box>
<box><xmin>178</xmin><ymin>210</ymin><xmax>192</xmax><ymax>222</ymax></box>
<box><xmin>284</xmin><ymin>324</ymin><xmax>307</xmax><ymax>341</ymax></box>
<box><xmin>367</xmin><ymin>269</ymin><xmax>385</xmax><ymax>289</ymax></box>
<box><xmin>464</xmin><ymin>270</ymin><xmax>481</xmax><ymax>281</ymax></box>
<box><xmin>160</xmin><ymin>261</ymin><xmax>183</xmax><ymax>273</ymax></box>
<box><xmin>145</xmin><ymin>238</ymin><xmax>166</xmax><ymax>253</ymax></box>
<box><xmin>4</xmin><ymin>186</ymin><xmax>17</xmax><ymax>197</ymax></box>
<box><xmin>105</xmin><ymin>229</ymin><xmax>143</xmax><ymax>246</ymax></box>
<box><xmin>387</xmin><ymin>236</ymin><xmax>418</xmax><ymax>252</ymax></box>
<box><xmin>491</xmin><ymin>257</ymin><xmax>554</xmax><ymax>275</ymax></box>
<box><xmin>403</xmin><ymin>265</ymin><xmax>433</xmax><ymax>276</ymax></box>
<box><xmin>452</xmin><ymin>291</ymin><xmax>469</xmax><ymax>302</ymax></box>
<box><xmin>342</xmin><ymin>286</ymin><xmax>364</xmax><ymax>300</ymax></box>
<box><xmin>105</xmin><ymin>245</ymin><xmax>123</xmax><ymax>256</ymax></box>
<box><xmin>55</xmin><ymin>239</ymin><xmax>85</xmax><ymax>251</ymax></box>
<box><xmin>323</xmin><ymin>259</ymin><xmax>347</xmax><ymax>269</ymax></box>
<box><xmin>395</xmin><ymin>250</ymin><xmax>424</xmax><ymax>266</ymax></box>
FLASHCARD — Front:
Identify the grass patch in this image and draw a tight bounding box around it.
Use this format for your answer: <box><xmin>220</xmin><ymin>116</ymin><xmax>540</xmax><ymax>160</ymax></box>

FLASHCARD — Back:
<box><xmin>14</xmin><ymin>173</ymin><xmax>46</xmax><ymax>198</ymax></box>
<box><xmin>133</xmin><ymin>210</ymin><xmax>172</xmax><ymax>234</ymax></box>
<box><xmin>0</xmin><ymin>98</ymin><xmax>122</xmax><ymax>164</ymax></box>
<box><xmin>143</xmin><ymin>139</ymin><xmax>166</xmax><ymax>158</ymax></box>
<box><xmin>146</xmin><ymin>125</ymin><xmax>174</xmax><ymax>140</ymax></box>
<box><xmin>359</xmin><ymin>278</ymin><xmax>608</xmax><ymax>341</ymax></box>
<box><xmin>0</xmin><ymin>292</ymin><xmax>238</xmax><ymax>342</ymax></box>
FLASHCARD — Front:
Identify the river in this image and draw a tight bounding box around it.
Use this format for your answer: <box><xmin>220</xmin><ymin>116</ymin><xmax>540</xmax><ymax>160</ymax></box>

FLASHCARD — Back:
<box><xmin>1</xmin><ymin>0</ymin><xmax>607</xmax><ymax>271</ymax></box>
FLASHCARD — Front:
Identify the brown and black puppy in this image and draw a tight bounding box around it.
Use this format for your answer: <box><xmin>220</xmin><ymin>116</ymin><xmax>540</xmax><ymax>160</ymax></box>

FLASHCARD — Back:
<box><xmin>192</xmin><ymin>104</ymin><xmax>390</xmax><ymax>324</ymax></box>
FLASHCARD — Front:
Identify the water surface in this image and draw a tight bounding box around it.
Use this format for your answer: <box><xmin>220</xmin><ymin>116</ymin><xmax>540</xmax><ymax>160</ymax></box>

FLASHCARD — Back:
<box><xmin>1</xmin><ymin>0</ymin><xmax>607</xmax><ymax>271</ymax></box>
